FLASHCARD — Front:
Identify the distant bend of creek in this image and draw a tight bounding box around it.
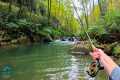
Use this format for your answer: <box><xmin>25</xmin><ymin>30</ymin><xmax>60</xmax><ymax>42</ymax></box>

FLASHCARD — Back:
<box><xmin>0</xmin><ymin>43</ymin><xmax>108</xmax><ymax>80</ymax></box>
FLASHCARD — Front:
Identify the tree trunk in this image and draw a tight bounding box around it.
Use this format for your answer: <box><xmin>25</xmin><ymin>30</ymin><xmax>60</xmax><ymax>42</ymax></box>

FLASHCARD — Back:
<box><xmin>8</xmin><ymin>0</ymin><xmax>12</xmax><ymax>12</ymax></box>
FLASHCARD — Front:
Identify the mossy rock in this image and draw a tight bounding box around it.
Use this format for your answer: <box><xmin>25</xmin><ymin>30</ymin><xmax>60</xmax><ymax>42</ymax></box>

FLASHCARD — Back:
<box><xmin>112</xmin><ymin>44</ymin><xmax>120</xmax><ymax>57</ymax></box>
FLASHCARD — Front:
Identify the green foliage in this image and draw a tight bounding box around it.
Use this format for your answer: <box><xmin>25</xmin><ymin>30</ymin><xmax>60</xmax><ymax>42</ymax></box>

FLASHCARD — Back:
<box><xmin>78</xmin><ymin>31</ymin><xmax>87</xmax><ymax>40</ymax></box>
<box><xmin>104</xmin><ymin>10</ymin><xmax>120</xmax><ymax>33</ymax></box>
<box><xmin>51</xmin><ymin>28</ymin><xmax>62</xmax><ymax>37</ymax></box>
<box><xmin>6</xmin><ymin>22</ymin><xmax>19</xmax><ymax>28</ymax></box>
<box><xmin>0</xmin><ymin>0</ymin><xmax>80</xmax><ymax>41</ymax></box>
<box><xmin>88</xmin><ymin>26</ymin><xmax>107</xmax><ymax>38</ymax></box>
<box><xmin>112</xmin><ymin>44</ymin><xmax>120</xmax><ymax>56</ymax></box>
<box><xmin>16</xmin><ymin>19</ymin><xmax>33</xmax><ymax>28</ymax></box>
<box><xmin>1</xmin><ymin>0</ymin><xmax>120</xmax><ymax>44</ymax></box>
<box><xmin>108</xmin><ymin>22</ymin><xmax>120</xmax><ymax>33</ymax></box>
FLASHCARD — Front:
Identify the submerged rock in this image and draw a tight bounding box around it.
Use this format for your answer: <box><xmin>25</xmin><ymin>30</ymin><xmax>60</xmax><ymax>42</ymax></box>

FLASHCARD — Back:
<box><xmin>70</xmin><ymin>41</ymin><xmax>91</xmax><ymax>55</ymax></box>
<box><xmin>70</xmin><ymin>47</ymin><xmax>90</xmax><ymax>55</ymax></box>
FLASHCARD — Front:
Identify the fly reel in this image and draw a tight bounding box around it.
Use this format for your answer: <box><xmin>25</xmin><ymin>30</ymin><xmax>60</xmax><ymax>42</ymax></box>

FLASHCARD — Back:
<box><xmin>86</xmin><ymin>60</ymin><xmax>104</xmax><ymax>77</ymax></box>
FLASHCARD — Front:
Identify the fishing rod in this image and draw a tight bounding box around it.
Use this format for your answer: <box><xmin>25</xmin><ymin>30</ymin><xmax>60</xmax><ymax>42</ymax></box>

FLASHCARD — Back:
<box><xmin>71</xmin><ymin>0</ymin><xmax>94</xmax><ymax>49</ymax></box>
<box><xmin>71</xmin><ymin>0</ymin><xmax>102</xmax><ymax>77</ymax></box>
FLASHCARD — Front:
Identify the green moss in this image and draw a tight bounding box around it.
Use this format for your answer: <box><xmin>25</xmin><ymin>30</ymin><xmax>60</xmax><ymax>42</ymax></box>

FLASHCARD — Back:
<box><xmin>112</xmin><ymin>44</ymin><xmax>120</xmax><ymax>56</ymax></box>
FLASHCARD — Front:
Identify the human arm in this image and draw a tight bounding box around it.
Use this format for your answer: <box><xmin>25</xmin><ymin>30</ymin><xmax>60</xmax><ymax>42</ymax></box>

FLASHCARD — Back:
<box><xmin>91</xmin><ymin>48</ymin><xmax>119</xmax><ymax>79</ymax></box>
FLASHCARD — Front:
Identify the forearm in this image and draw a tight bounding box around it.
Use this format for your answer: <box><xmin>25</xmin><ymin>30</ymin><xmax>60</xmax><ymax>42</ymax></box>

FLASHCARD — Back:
<box><xmin>100</xmin><ymin>53</ymin><xmax>118</xmax><ymax>75</ymax></box>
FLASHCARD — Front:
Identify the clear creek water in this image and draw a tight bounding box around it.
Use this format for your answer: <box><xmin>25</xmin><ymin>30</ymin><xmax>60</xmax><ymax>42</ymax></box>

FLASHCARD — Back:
<box><xmin>0</xmin><ymin>43</ymin><xmax>108</xmax><ymax>80</ymax></box>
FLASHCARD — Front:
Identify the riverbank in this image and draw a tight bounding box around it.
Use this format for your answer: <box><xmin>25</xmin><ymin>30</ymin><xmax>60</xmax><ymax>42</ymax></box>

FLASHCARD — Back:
<box><xmin>0</xmin><ymin>27</ymin><xmax>53</xmax><ymax>48</ymax></box>
<box><xmin>70</xmin><ymin>41</ymin><xmax>120</xmax><ymax>58</ymax></box>
<box><xmin>0</xmin><ymin>30</ymin><xmax>120</xmax><ymax>58</ymax></box>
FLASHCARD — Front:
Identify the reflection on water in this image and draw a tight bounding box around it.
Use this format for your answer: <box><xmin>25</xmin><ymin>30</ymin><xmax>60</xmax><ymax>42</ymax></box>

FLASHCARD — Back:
<box><xmin>68</xmin><ymin>55</ymin><xmax>96</xmax><ymax>80</ymax></box>
<box><xmin>0</xmin><ymin>43</ymin><xmax>107</xmax><ymax>80</ymax></box>
<box><xmin>69</xmin><ymin>56</ymin><xmax>80</xmax><ymax>80</ymax></box>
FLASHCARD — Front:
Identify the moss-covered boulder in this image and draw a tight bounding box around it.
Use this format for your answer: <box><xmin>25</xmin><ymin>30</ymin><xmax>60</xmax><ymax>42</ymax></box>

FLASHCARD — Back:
<box><xmin>112</xmin><ymin>44</ymin><xmax>120</xmax><ymax>57</ymax></box>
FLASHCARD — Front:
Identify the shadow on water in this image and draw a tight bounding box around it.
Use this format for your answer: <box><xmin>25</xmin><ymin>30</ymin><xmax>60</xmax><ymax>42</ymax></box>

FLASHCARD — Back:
<box><xmin>0</xmin><ymin>43</ymin><xmax>107</xmax><ymax>80</ymax></box>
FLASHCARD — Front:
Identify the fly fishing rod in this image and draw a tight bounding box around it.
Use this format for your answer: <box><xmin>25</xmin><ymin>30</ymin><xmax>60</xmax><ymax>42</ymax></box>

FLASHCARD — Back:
<box><xmin>71</xmin><ymin>0</ymin><xmax>94</xmax><ymax>49</ymax></box>
<box><xmin>71</xmin><ymin>0</ymin><xmax>102</xmax><ymax>77</ymax></box>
